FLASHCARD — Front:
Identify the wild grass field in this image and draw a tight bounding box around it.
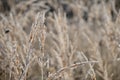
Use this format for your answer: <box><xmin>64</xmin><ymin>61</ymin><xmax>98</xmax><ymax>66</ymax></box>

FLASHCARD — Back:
<box><xmin>0</xmin><ymin>0</ymin><xmax>120</xmax><ymax>80</ymax></box>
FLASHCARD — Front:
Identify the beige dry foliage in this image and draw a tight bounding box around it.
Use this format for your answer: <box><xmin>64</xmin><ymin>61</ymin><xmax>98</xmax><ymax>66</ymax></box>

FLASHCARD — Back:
<box><xmin>0</xmin><ymin>0</ymin><xmax>120</xmax><ymax>80</ymax></box>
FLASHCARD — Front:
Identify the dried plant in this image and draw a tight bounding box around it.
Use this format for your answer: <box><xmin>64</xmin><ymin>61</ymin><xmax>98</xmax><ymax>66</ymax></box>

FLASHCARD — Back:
<box><xmin>0</xmin><ymin>0</ymin><xmax>120</xmax><ymax>80</ymax></box>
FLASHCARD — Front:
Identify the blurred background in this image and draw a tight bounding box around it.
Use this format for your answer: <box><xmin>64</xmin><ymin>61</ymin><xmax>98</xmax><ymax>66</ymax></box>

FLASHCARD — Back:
<box><xmin>0</xmin><ymin>0</ymin><xmax>120</xmax><ymax>80</ymax></box>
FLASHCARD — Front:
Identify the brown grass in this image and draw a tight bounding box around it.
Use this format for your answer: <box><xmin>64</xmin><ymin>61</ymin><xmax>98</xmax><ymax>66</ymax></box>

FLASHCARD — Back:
<box><xmin>0</xmin><ymin>0</ymin><xmax>120</xmax><ymax>80</ymax></box>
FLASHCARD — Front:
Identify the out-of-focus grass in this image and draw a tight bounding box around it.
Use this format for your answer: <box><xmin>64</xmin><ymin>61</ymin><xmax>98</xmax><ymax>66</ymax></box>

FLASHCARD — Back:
<box><xmin>0</xmin><ymin>0</ymin><xmax>120</xmax><ymax>80</ymax></box>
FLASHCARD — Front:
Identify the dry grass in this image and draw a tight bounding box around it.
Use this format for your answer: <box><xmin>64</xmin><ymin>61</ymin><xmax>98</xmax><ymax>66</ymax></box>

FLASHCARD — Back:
<box><xmin>0</xmin><ymin>0</ymin><xmax>120</xmax><ymax>80</ymax></box>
